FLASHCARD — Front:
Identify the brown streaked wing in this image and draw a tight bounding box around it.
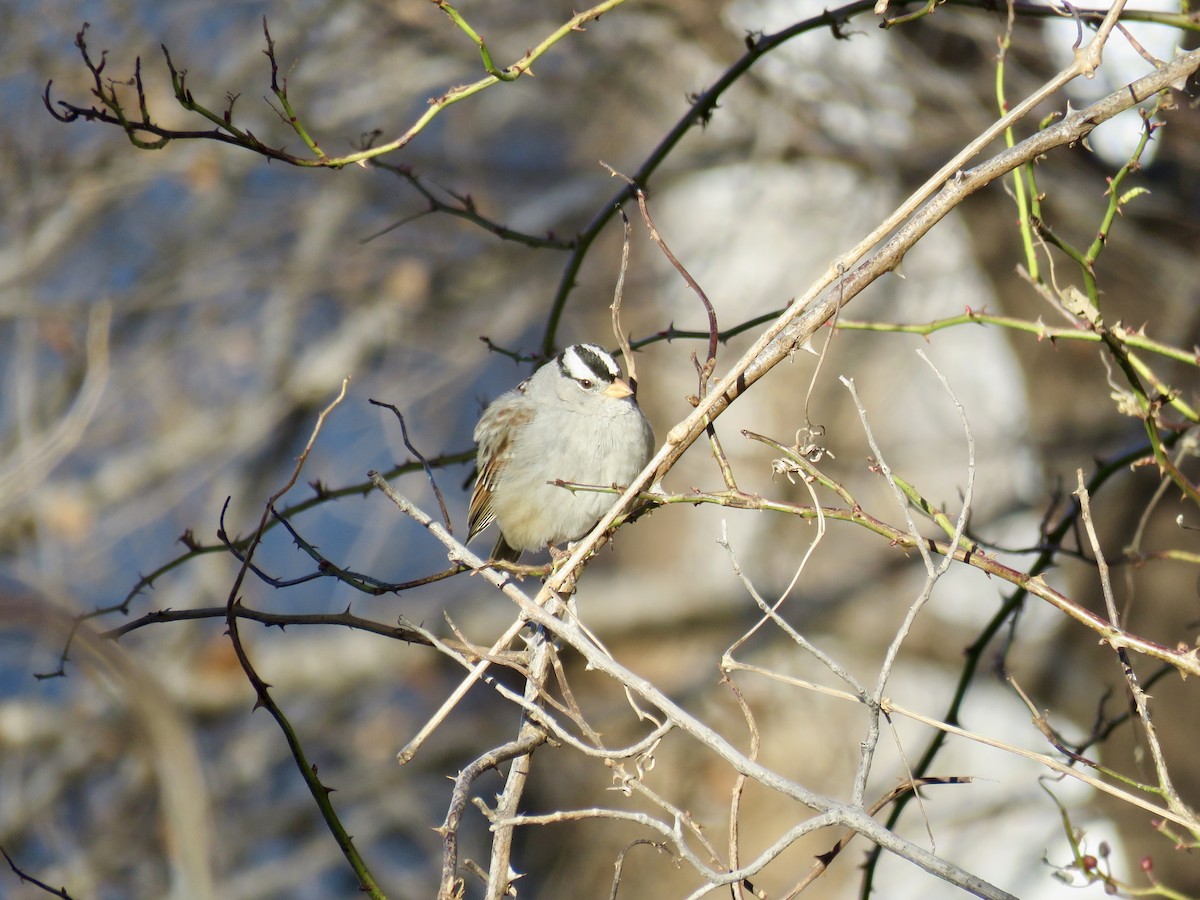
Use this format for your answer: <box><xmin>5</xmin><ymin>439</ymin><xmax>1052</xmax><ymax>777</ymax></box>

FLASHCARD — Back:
<box><xmin>467</xmin><ymin>403</ymin><xmax>533</xmax><ymax>541</ymax></box>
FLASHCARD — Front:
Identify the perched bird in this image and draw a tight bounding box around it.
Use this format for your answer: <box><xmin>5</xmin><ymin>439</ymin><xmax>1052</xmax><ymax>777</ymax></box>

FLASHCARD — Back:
<box><xmin>468</xmin><ymin>344</ymin><xmax>655</xmax><ymax>562</ymax></box>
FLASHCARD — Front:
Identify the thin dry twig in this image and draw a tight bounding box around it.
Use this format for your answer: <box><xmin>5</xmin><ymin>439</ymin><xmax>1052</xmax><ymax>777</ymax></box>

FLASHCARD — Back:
<box><xmin>490</xmin><ymin>805</ymin><xmax>843</xmax><ymax>897</ymax></box>
<box><xmin>484</xmin><ymin>630</ymin><xmax>552</xmax><ymax>899</ymax></box>
<box><xmin>370</xmin><ymin>398</ymin><xmax>453</xmax><ymax>530</ymax></box>
<box><xmin>611</xmin><ymin>206</ymin><xmax>638</xmax><ymax>391</ymax></box>
<box><xmin>733</xmin><ymin>663</ymin><xmax>1200</xmax><ymax>833</ymax></box>
<box><xmin>834</xmin><ymin>0</ymin><xmax>1130</xmax><ymax>281</ymax></box>
<box><xmin>723</xmin><ymin>675</ymin><xmax>761</xmax><ymax>900</ymax></box>
<box><xmin>602</xmin><ymin>164</ymin><xmax>718</xmax><ymax>373</ymax></box>
<box><xmin>218</xmin><ymin>378</ymin><xmax>386</xmax><ymax>898</ymax></box>
<box><xmin>609</xmin><ymin>840</ymin><xmax>675</xmax><ymax>900</ymax></box>
<box><xmin>539</xmin><ymin>48</ymin><xmax>1200</xmax><ymax>641</ymax></box>
<box><xmin>1075</xmin><ymin>471</ymin><xmax>1198</xmax><ymax>832</ymax></box>
<box><xmin>437</xmin><ymin>734</ymin><xmax>545</xmax><ymax>899</ymax></box>
<box><xmin>1</xmin><ymin>845</ymin><xmax>78</xmax><ymax>899</ymax></box>
<box><xmin>47</xmin><ymin>4</ymin><xmax>633</xmax><ymax>168</ymax></box>
<box><xmin>846</xmin><ymin>351</ymin><xmax>976</xmax><ymax>808</ymax></box>
<box><xmin>781</xmin><ymin>777</ymin><xmax>974</xmax><ymax>899</ymax></box>
<box><xmin>719</xmin><ymin>523</ymin><xmax>864</xmax><ymax>699</ymax></box>
<box><xmin>721</xmin><ymin>435</ymin><xmax>831</xmax><ymax>656</ymax></box>
<box><xmin>377</xmin><ymin>481</ymin><xmax>1018</xmax><ymax>899</ymax></box>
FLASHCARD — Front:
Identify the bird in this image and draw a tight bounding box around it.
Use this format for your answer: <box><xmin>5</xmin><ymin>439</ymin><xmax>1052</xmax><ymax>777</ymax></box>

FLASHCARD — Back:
<box><xmin>467</xmin><ymin>343</ymin><xmax>655</xmax><ymax>562</ymax></box>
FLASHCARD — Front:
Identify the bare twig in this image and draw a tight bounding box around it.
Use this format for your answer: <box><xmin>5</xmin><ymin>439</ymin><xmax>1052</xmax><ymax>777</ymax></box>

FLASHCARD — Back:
<box><xmin>723</xmin><ymin>675</ymin><xmax>761</xmax><ymax>900</ymax></box>
<box><xmin>2</xmin><ymin>844</ymin><xmax>80</xmax><ymax>899</ymax></box>
<box><xmin>437</xmin><ymin>734</ymin><xmax>545</xmax><ymax>899</ymax></box>
<box><xmin>370</xmin><ymin>398</ymin><xmax>453</xmax><ymax>530</ymax></box>
<box><xmin>1075</xmin><ymin>471</ymin><xmax>1199</xmax><ymax>833</ymax></box>
<box><xmin>602</xmin><ymin>165</ymin><xmax>718</xmax><ymax>374</ymax></box>
<box><xmin>611</xmin><ymin>205</ymin><xmax>638</xmax><ymax>390</ymax></box>
<box><xmin>845</xmin><ymin>352</ymin><xmax>976</xmax><ymax>806</ymax></box>
<box><xmin>538</xmin><ymin>48</ymin><xmax>1200</xmax><ymax>646</ymax></box>
<box><xmin>720</xmin><ymin>523</ymin><xmax>863</xmax><ymax>698</ymax></box>
<box><xmin>401</xmin><ymin>615</ymin><xmax>670</xmax><ymax>762</ymax></box>
<box><xmin>729</xmin><ymin>664</ymin><xmax>1200</xmax><ymax>833</ymax></box>
<box><xmin>217</xmin><ymin>378</ymin><xmax>387</xmax><ymax>898</ymax></box>
<box><xmin>364</xmin><ymin>161</ymin><xmax>575</xmax><ymax>248</ymax></box>
<box><xmin>47</xmin><ymin>3</ymin><xmax>633</xmax><ymax>168</ymax></box>
<box><xmin>649</xmin><ymin>482</ymin><xmax>1200</xmax><ymax>677</ymax></box>
<box><xmin>484</xmin><ymin>629</ymin><xmax>551</xmax><ymax>899</ymax></box>
<box><xmin>374</xmin><ymin>473</ymin><xmax>570</xmax><ymax>766</ymax></box>
<box><xmin>378</xmin><ymin>482</ymin><xmax>1018</xmax><ymax>899</ymax></box>
<box><xmin>610</xmin><ymin>840</ymin><xmax>675</xmax><ymax>900</ymax></box>
<box><xmin>782</xmin><ymin>777</ymin><xmax>973</xmax><ymax>899</ymax></box>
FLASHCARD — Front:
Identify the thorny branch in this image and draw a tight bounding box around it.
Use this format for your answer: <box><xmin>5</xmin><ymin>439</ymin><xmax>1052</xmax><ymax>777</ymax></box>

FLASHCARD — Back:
<box><xmin>538</xmin><ymin>45</ymin><xmax>1200</xmax><ymax>668</ymax></box>
<box><xmin>374</xmin><ymin>475</ymin><xmax>1019</xmax><ymax>899</ymax></box>
<box><xmin>45</xmin><ymin>4</ymin><xmax>631</xmax><ymax>168</ymax></box>
<box><xmin>216</xmin><ymin>379</ymin><xmax>388</xmax><ymax>899</ymax></box>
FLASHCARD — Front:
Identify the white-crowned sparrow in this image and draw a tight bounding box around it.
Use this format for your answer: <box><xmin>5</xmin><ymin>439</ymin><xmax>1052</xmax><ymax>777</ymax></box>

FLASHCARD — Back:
<box><xmin>468</xmin><ymin>344</ymin><xmax>655</xmax><ymax>562</ymax></box>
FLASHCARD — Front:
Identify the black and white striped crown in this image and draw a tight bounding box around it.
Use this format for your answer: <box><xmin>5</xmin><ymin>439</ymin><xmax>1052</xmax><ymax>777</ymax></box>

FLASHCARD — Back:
<box><xmin>557</xmin><ymin>344</ymin><xmax>620</xmax><ymax>386</ymax></box>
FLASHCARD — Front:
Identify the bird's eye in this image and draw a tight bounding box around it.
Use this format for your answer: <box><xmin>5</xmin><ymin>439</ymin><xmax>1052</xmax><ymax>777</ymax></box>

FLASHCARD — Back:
<box><xmin>579</xmin><ymin>379</ymin><xmax>593</xmax><ymax>389</ymax></box>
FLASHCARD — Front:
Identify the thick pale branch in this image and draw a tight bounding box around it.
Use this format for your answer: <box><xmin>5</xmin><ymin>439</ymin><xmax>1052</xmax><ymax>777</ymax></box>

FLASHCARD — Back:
<box><xmin>542</xmin><ymin>47</ymin><xmax>1200</xmax><ymax>613</ymax></box>
<box><xmin>373</xmin><ymin>475</ymin><xmax>1016</xmax><ymax>899</ymax></box>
